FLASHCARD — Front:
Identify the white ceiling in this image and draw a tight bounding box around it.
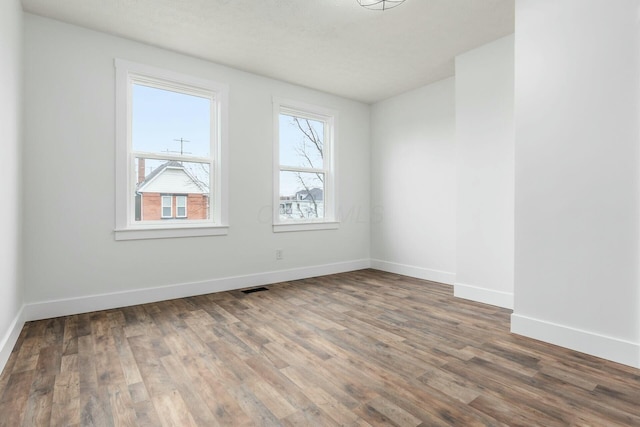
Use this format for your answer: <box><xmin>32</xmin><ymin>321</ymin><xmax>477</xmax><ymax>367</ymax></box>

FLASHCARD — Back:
<box><xmin>21</xmin><ymin>0</ymin><xmax>514</xmax><ymax>104</ymax></box>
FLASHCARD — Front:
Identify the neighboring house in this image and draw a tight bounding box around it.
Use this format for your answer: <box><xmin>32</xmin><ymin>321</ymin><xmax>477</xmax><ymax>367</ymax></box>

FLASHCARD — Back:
<box><xmin>135</xmin><ymin>160</ymin><xmax>209</xmax><ymax>221</ymax></box>
<box><xmin>280</xmin><ymin>187</ymin><xmax>324</xmax><ymax>219</ymax></box>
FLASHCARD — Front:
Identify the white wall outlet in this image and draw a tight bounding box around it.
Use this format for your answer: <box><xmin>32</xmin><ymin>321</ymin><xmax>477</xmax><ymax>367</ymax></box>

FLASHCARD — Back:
<box><xmin>276</xmin><ymin>249</ymin><xmax>283</xmax><ymax>260</ymax></box>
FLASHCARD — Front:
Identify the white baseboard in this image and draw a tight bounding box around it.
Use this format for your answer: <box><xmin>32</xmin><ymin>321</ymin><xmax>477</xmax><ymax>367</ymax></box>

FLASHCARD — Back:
<box><xmin>454</xmin><ymin>282</ymin><xmax>513</xmax><ymax>309</ymax></box>
<box><xmin>370</xmin><ymin>259</ymin><xmax>455</xmax><ymax>285</ymax></box>
<box><xmin>0</xmin><ymin>305</ymin><xmax>26</xmax><ymax>375</ymax></box>
<box><xmin>8</xmin><ymin>260</ymin><xmax>639</xmax><ymax>373</ymax></box>
<box><xmin>511</xmin><ymin>313</ymin><xmax>640</xmax><ymax>369</ymax></box>
<box><xmin>24</xmin><ymin>259</ymin><xmax>371</xmax><ymax>322</ymax></box>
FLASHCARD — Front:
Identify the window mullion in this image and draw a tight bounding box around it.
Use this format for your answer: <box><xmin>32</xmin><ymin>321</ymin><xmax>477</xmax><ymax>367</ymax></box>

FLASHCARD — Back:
<box><xmin>132</xmin><ymin>151</ymin><xmax>211</xmax><ymax>164</ymax></box>
<box><xmin>280</xmin><ymin>166</ymin><xmax>325</xmax><ymax>174</ymax></box>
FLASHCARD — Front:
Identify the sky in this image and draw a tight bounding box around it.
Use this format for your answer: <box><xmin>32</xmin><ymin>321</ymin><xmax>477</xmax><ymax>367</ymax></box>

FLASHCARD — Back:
<box><xmin>132</xmin><ymin>84</ymin><xmax>211</xmax><ymax>157</ymax></box>
<box><xmin>279</xmin><ymin>114</ymin><xmax>323</xmax><ymax>169</ymax></box>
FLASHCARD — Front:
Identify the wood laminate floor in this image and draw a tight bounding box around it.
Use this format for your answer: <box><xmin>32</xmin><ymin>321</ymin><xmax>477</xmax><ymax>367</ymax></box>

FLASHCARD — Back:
<box><xmin>1</xmin><ymin>269</ymin><xmax>639</xmax><ymax>426</ymax></box>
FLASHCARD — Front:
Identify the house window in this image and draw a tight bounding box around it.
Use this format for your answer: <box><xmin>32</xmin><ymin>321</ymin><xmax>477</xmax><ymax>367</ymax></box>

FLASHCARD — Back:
<box><xmin>115</xmin><ymin>59</ymin><xmax>228</xmax><ymax>240</ymax></box>
<box><xmin>176</xmin><ymin>195</ymin><xmax>187</xmax><ymax>218</ymax></box>
<box><xmin>161</xmin><ymin>195</ymin><xmax>172</xmax><ymax>218</ymax></box>
<box><xmin>273</xmin><ymin>98</ymin><xmax>338</xmax><ymax>232</ymax></box>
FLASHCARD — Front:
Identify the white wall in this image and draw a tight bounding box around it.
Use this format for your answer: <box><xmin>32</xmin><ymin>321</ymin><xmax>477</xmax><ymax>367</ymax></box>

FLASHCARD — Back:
<box><xmin>0</xmin><ymin>0</ymin><xmax>24</xmax><ymax>369</ymax></box>
<box><xmin>22</xmin><ymin>14</ymin><xmax>370</xmax><ymax>317</ymax></box>
<box><xmin>513</xmin><ymin>0</ymin><xmax>640</xmax><ymax>368</ymax></box>
<box><xmin>455</xmin><ymin>35</ymin><xmax>514</xmax><ymax>309</ymax></box>
<box><xmin>15</xmin><ymin>1</ymin><xmax>640</xmax><ymax>375</ymax></box>
<box><xmin>370</xmin><ymin>78</ymin><xmax>456</xmax><ymax>284</ymax></box>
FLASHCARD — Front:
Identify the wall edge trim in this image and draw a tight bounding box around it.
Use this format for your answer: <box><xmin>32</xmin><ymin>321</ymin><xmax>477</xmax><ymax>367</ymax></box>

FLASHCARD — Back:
<box><xmin>511</xmin><ymin>313</ymin><xmax>640</xmax><ymax>369</ymax></box>
<box><xmin>370</xmin><ymin>259</ymin><xmax>455</xmax><ymax>285</ymax></box>
<box><xmin>0</xmin><ymin>305</ymin><xmax>26</xmax><ymax>375</ymax></box>
<box><xmin>454</xmin><ymin>282</ymin><xmax>513</xmax><ymax>309</ymax></box>
<box><xmin>24</xmin><ymin>259</ymin><xmax>371</xmax><ymax>322</ymax></box>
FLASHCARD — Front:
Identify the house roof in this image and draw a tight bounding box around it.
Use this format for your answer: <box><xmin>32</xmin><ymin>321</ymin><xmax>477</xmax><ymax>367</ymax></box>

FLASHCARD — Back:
<box><xmin>137</xmin><ymin>161</ymin><xmax>209</xmax><ymax>194</ymax></box>
<box><xmin>296</xmin><ymin>188</ymin><xmax>323</xmax><ymax>202</ymax></box>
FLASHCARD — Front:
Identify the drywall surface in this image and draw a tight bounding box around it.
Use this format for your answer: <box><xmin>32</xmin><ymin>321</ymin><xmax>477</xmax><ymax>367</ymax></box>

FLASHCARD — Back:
<box><xmin>455</xmin><ymin>35</ymin><xmax>514</xmax><ymax>308</ymax></box>
<box><xmin>22</xmin><ymin>14</ymin><xmax>370</xmax><ymax>307</ymax></box>
<box><xmin>370</xmin><ymin>78</ymin><xmax>456</xmax><ymax>283</ymax></box>
<box><xmin>0</xmin><ymin>0</ymin><xmax>24</xmax><ymax>369</ymax></box>
<box><xmin>513</xmin><ymin>0</ymin><xmax>640</xmax><ymax>367</ymax></box>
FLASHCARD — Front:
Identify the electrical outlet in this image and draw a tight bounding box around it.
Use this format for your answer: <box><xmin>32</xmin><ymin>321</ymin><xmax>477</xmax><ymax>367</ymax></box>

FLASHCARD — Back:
<box><xmin>276</xmin><ymin>249</ymin><xmax>283</xmax><ymax>260</ymax></box>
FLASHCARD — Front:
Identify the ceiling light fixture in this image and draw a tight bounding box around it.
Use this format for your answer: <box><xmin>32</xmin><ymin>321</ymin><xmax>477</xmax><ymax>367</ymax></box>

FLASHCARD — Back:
<box><xmin>357</xmin><ymin>0</ymin><xmax>406</xmax><ymax>11</ymax></box>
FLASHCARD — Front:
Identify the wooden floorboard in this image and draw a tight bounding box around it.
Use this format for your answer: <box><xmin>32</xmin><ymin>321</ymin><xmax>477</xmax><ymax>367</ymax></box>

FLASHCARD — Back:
<box><xmin>1</xmin><ymin>269</ymin><xmax>639</xmax><ymax>426</ymax></box>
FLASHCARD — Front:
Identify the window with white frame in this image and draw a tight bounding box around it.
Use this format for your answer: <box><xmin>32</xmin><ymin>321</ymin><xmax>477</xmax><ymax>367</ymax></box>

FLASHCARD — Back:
<box><xmin>161</xmin><ymin>195</ymin><xmax>173</xmax><ymax>218</ymax></box>
<box><xmin>114</xmin><ymin>59</ymin><xmax>228</xmax><ymax>240</ymax></box>
<box><xmin>273</xmin><ymin>98</ymin><xmax>338</xmax><ymax>232</ymax></box>
<box><xmin>176</xmin><ymin>195</ymin><xmax>187</xmax><ymax>218</ymax></box>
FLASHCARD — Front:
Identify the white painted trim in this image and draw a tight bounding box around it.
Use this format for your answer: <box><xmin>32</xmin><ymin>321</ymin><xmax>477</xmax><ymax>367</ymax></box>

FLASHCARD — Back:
<box><xmin>23</xmin><ymin>259</ymin><xmax>371</xmax><ymax>322</ymax></box>
<box><xmin>511</xmin><ymin>313</ymin><xmax>640</xmax><ymax>369</ymax></box>
<box><xmin>370</xmin><ymin>259</ymin><xmax>455</xmax><ymax>285</ymax></box>
<box><xmin>114</xmin><ymin>225</ymin><xmax>229</xmax><ymax>240</ymax></box>
<box><xmin>454</xmin><ymin>282</ymin><xmax>513</xmax><ymax>309</ymax></box>
<box><xmin>10</xmin><ymin>263</ymin><xmax>639</xmax><ymax>373</ymax></box>
<box><xmin>273</xmin><ymin>222</ymin><xmax>340</xmax><ymax>233</ymax></box>
<box><xmin>0</xmin><ymin>305</ymin><xmax>26</xmax><ymax>375</ymax></box>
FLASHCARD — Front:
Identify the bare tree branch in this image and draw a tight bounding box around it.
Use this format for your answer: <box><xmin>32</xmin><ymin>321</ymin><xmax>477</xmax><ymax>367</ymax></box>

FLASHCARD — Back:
<box><xmin>294</xmin><ymin>147</ymin><xmax>325</xmax><ymax>184</ymax></box>
<box><xmin>295</xmin><ymin>172</ymin><xmax>318</xmax><ymax>218</ymax></box>
<box><xmin>293</xmin><ymin>117</ymin><xmax>323</xmax><ymax>160</ymax></box>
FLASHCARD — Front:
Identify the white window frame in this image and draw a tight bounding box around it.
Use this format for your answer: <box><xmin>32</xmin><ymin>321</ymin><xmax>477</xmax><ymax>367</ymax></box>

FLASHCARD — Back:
<box><xmin>176</xmin><ymin>195</ymin><xmax>187</xmax><ymax>218</ymax></box>
<box><xmin>114</xmin><ymin>59</ymin><xmax>229</xmax><ymax>240</ymax></box>
<box><xmin>161</xmin><ymin>195</ymin><xmax>173</xmax><ymax>219</ymax></box>
<box><xmin>273</xmin><ymin>97</ymin><xmax>339</xmax><ymax>233</ymax></box>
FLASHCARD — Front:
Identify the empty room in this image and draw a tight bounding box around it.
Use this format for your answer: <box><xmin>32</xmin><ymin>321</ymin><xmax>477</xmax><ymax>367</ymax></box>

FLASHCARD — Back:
<box><xmin>1</xmin><ymin>0</ymin><xmax>640</xmax><ymax>425</ymax></box>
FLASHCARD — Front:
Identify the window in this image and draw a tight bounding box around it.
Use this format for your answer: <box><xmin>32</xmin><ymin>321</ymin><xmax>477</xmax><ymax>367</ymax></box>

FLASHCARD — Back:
<box><xmin>176</xmin><ymin>195</ymin><xmax>187</xmax><ymax>218</ymax></box>
<box><xmin>161</xmin><ymin>195</ymin><xmax>173</xmax><ymax>218</ymax></box>
<box><xmin>273</xmin><ymin>98</ymin><xmax>338</xmax><ymax>232</ymax></box>
<box><xmin>115</xmin><ymin>59</ymin><xmax>228</xmax><ymax>240</ymax></box>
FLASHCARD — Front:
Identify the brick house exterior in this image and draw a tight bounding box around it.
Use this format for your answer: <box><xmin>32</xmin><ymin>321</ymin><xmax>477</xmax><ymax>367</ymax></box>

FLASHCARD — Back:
<box><xmin>135</xmin><ymin>160</ymin><xmax>209</xmax><ymax>221</ymax></box>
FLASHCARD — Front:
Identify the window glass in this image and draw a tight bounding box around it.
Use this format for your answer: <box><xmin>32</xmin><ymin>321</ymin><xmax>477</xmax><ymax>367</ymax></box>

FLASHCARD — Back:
<box><xmin>176</xmin><ymin>196</ymin><xmax>187</xmax><ymax>218</ymax></box>
<box><xmin>279</xmin><ymin>114</ymin><xmax>324</xmax><ymax>169</ymax></box>
<box><xmin>132</xmin><ymin>84</ymin><xmax>211</xmax><ymax>157</ymax></box>
<box><xmin>130</xmin><ymin>83</ymin><xmax>212</xmax><ymax>224</ymax></box>
<box><xmin>279</xmin><ymin>171</ymin><xmax>325</xmax><ymax>220</ymax></box>
<box><xmin>161</xmin><ymin>196</ymin><xmax>172</xmax><ymax>218</ymax></box>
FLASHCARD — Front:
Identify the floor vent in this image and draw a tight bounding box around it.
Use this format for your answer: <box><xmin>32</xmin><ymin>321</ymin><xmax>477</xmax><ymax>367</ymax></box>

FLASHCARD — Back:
<box><xmin>242</xmin><ymin>287</ymin><xmax>269</xmax><ymax>294</ymax></box>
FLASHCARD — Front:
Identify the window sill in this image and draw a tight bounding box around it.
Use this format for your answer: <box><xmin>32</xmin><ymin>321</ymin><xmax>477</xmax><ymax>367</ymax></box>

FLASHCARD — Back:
<box><xmin>272</xmin><ymin>221</ymin><xmax>339</xmax><ymax>233</ymax></box>
<box><xmin>115</xmin><ymin>224</ymin><xmax>229</xmax><ymax>241</ymax></box>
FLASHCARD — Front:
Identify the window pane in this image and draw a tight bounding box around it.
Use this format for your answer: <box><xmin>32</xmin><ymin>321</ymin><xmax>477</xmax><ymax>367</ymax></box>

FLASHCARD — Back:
<box><xmin>135</xmin><ymin>157</ymin><xmax>210</xmax><ymax>222</ymax></box>
<box><xmin>279</xmin><ymin>171</ymin><xmax>325</xmax><ymax>220</ymax></box>
<box><xmin>161</xmin><ymin>196</ymin><xmax>172</xmax><ymax>218</ymax></box>
<box><xmin>132</xmin><ymin>84</ymin><xmax>211</xmax><ymax>157</ymax></box>
<box><xmin>176</xmin><ymin>196</ymin><xmax>187</xmax><ymax>218</ymax></box>
<box><xmin>279</xmin><ymin>114</ymin><xmax>324</xmax><ymax>169</ymax></box>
